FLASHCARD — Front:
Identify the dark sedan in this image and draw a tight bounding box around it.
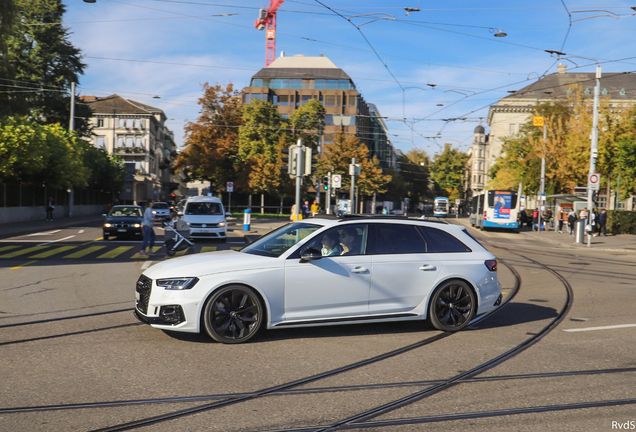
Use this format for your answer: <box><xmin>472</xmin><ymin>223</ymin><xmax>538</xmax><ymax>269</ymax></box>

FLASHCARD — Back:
<box><xmin>103</xmin><ymin>205</ymin><xmax>143</xmax><ymax>240</ymax></box>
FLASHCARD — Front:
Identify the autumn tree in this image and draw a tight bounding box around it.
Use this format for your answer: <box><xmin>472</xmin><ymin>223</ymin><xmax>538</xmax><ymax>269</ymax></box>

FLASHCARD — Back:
<box><xmin>288</xmin><ymin>99</ymin><xmax>326</xmax><ymax>149</ymax></box>
<box><xmin>174</xmin><ymin>83</ymin><xmax>243</xmax><ymax>193</ymax></box>
<box><xmin>616</xmin><ymin>137</ymin><xmax>636</xmax><ymax>199</ymax></box>
<box><xmin>429</xmin><ymin>144</ymin><xmax>469</xmax><ymax>200</ymax></box>
<box><xmin>317</xmin><ymin>133</ymin><xmax>391</xmax><ymax>211</ymax></box>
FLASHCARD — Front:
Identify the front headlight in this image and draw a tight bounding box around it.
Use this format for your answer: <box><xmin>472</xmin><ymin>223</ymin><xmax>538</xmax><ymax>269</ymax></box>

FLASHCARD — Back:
<box><xmin>104</xmin><ymin>223</ymin><xmax>112</xmax><ymax>228</ymax></box>
<box><xmin>156</xmin><ymin>278</ymin><xmax>199</xmax><ymax>290</ymax></box>
<box><xmin>152</xmin><ymin>210</ymin><xmax>157</xmax><ymax>214</ymax></box>
<box><xmin>133</xmin><ymin>223</ymin><xmax>141</xmax><ymax>228</ymax></box>
<box><xmin>218</xmin><ymin>222</ymin><xmax>226</xmax><ymax>227</ymax></box>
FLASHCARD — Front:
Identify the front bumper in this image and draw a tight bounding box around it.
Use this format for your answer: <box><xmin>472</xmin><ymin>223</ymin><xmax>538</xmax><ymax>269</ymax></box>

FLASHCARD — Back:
<box><xmin>135</xmin><ymin>275</ymin><xmax>200</xmax><ymax>332</ymax></box>
<box><xmin>104</xmin><ymin>228</ymin><xmax>142</xmax><ymax>237</ymax></box>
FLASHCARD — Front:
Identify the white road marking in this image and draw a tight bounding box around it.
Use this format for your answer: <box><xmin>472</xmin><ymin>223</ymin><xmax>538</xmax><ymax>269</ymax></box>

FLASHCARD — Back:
<box><xmin>141</xmin><ymin>260</ymin><xmax>153</xmax><ymax>270</ymax></box>
<box><xmin>37</xmin><ymin>236</ymin><xmax>76</xmax><ymax>246</ymax></box>
<box><xmin>78</xmin><ymin>230</ymin><xmax>84</xmax><ymax>234</ymax></box>
<box><xmin>27</xmin><ymin>230</ymin><xmax>61</xmax><ymax>236</ymax></box>
<box><xmin>564</xmin><ymin>323</ymin><xmax>636</xmax><ymax>332</ymax></box>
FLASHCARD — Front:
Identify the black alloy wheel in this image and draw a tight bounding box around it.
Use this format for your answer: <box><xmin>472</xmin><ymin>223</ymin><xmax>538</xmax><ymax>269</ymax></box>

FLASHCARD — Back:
<box><xmin>428</xmin><ymin>280</ymin><xmax>476</xmax><ymax>332</ymax></box>
<box><xmin>203</xmin><ymin>285</ymin><xmax>264</xmax><ymax>344</ymax></box>
<box><xmin>164</xmin><ymin>239</ymin><xmax>176</xmax><ymax>256</ymax></box>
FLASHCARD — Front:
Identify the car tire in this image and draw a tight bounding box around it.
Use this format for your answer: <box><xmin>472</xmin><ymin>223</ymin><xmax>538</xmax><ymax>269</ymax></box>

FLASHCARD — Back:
<box><xmin>103</xmin><ymin>234</ymin><xmax>109</xmax><ymax>241</ymax></box>
<box><xmin>428</xmin><ymin>279</ymin><xmax>476</xmax><ymax>332</ymax></box>
<box><xmin>203</xmin><ymin>285</ymin><xmax>264</xmax><ymax>344</ymax></box>
<box><xmin>164</xmin><ymin>239</ymin><xmax>176</xmax><ymax>256</ymax></box>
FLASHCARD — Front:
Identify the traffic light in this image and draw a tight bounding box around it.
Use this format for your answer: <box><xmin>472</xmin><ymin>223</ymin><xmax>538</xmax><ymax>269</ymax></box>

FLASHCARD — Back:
<box><xmin>282</xmin><ymin>146</ymin><xmax>301</xmax><ymax>176</ymax></box>
<box><xmin>305</xmin><ymin>148</ymin><xmax>318</xmax><ymax>176</ymax></box>
<box><xmin>323</xmin><ymin>175</ymin><xmax>329</xmax><ymax>190</ymax></box>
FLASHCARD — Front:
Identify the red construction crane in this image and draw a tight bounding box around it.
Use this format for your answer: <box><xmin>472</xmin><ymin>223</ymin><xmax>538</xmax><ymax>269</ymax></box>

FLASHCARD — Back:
<box><xmin>254</xmin><ymin>0</ymin><xmax>285</xmax><ymax>67</ymax></box>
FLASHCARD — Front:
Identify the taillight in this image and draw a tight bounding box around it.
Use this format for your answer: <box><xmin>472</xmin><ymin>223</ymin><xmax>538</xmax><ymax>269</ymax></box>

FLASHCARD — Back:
<box><xmin>485</xmin><ymin>259</ymin><xmax>497</xmax><ymax>271</ymax></box>
<box><xmin>484</xmin><ymin>211</ymin><xmax>487</xmax><ymax>220</ymax></box>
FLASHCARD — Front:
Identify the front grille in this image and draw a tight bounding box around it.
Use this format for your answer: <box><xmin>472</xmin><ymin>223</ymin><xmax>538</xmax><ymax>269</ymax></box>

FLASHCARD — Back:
<box><xmin>136</xmin><ymin>275</ymin><xmax>152</xmax><ymax>314</ymax></box>
<box><xmin>114</xmin><ymin>222</ymin><xmax>132</xmax><ymax>228</ymax></box>
<box><xmin>190</xmin><ymin>223</ymin><xmax>219</xmax><ymax>228</ymax></box>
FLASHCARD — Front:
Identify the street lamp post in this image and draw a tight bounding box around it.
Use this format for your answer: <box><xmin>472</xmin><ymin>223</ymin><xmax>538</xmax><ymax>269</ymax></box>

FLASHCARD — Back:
<box><xmin>588</xmin><ymin>64</ymin><xmax>601</xmax><ymax>247</ymax></box>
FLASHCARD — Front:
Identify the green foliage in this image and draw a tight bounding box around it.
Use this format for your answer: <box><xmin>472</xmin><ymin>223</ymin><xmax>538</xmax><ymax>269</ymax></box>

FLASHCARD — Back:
<box><xmin>288</xmin><ymin>99</ymin><xmax>325</xmax><ymax>149</ymax></box>
<box><xmin>238</xmin><ymin>99</ymin><xmax>285</xmax><ymax>161</ymax></box>
<box><xmin>386</xmin><ymin>149</ymin><xmax>431</xmax><ymax>207</ymax></box>
<box><xmin>1</xmin><ymin>0</ymin><xmax>89</xmax><ymax>134</ymax></box>
<box><xmin>616</xmin><ymin>137</ymin><xmax>636</xmax><ymax>199</ymax></box>
<box><xmin>429</xmin><ymin>145</ymin><xmax>469</xmax><ymax>197</ymax></box>
<box><xmin>607</xmin><ymin>210</ymin><xmax>636</xmax><ymax>234</ymax></box>
<box><xmin>81</xmin><ymin>143</ymin><xmax>126</xmax><ymax>192</ymax></box>
<box><xmin>0</xmin><ymin>116</ymin><xmax>89</xmax><ymax>188</ymax></box>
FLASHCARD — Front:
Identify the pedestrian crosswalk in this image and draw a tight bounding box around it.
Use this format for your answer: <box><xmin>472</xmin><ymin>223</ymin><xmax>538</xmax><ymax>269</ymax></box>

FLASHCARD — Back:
<box><xmin>0</xmin><ymin>242</ymin><xmax>232</xmax><ymax>262</ymax></box>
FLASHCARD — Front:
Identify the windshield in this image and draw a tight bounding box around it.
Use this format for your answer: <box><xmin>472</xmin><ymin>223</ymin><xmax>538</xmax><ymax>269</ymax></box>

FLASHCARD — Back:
<box><xmin>241</xmin><ymin>222</ymin><xmax>322</xmax><ymax>257</ymax></box>
<box><xmin>185</xmin><ymin>202</ymin><xmax>223</xmax><ymax>215</ymax></box>
<box><xmin>108</xmin><ymin>207</ymin><xmax>142</xmax><ymax>217</ymax></box>
<box><xmin>153</xmin><ymin>203</ymin><xmax>169</xmax><ymax>209</ymax></box>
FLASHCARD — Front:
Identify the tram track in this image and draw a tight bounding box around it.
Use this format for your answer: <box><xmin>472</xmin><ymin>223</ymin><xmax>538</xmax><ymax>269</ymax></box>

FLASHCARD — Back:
<box><xmin>0</xmin><ymin>261</ymin><xmax>514</xmax><ymax>431</ymax></box>
<box><xmin>252</xmin><ymin>249</ymin><xmax>573</xmax><ymax>432</ymax></box>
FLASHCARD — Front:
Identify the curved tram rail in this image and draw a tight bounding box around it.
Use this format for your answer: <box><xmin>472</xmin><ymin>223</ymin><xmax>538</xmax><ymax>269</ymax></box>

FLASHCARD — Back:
<box><xmin>0</xmin><ymin>262</ymin><xmax>519</xmax><ymax>431</ymax></box>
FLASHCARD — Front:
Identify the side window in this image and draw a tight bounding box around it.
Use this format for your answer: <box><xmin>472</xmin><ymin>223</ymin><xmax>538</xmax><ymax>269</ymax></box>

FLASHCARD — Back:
<box><xmin>418</xmin><ymin>227</ymin><xmax>471</xmax><ymax>253</ymax></box>
<box><xmin>299</xmin><ymin>224</ymin><xmax>368</xmax><ymax>257</ymax></box>
<box><xmin>370</xmin><ymin>224</ymin><xmax>429</xmax><ymax>254</ymax></box>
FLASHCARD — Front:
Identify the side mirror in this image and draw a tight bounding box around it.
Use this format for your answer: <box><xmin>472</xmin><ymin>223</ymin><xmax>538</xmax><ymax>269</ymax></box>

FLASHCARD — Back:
<box><xmin>300</xmin><ymin>247</ymin><xmax>322</xmax><ymax>262</ymax></box>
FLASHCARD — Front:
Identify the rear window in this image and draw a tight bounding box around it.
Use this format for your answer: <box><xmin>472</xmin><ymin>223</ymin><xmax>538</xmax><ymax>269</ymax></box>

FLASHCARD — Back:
<box><xmin>185</xmin><ymin>202</ymin><xmax>223</xmax><ymax>215</ymax></box>
<box><xmin>370</xmin><ymin>224</ymin><xmax>429</xmax><ymax>254</ymax></box>
<box><xmin>418</xmin><ymin>227</ymin><xmax>471</xmax><ymax>253</ymax></box>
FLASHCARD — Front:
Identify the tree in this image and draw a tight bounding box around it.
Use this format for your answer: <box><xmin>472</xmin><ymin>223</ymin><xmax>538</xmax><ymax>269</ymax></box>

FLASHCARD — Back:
<box><xmin>1</xmin><ymin>0</ymin><xmax>90</xmax><ymax>134</ymax></box>
<box><xmin>616</xmin><ymin>137</ymin><xmax>636</xmax><ymax>199</ymax></box>
<box><xmin>81</xmin><ymin>143</ymin><xmax>126</xmax><ymax>193</ymax></box>
<box><xmin>0</xmin><ymin>116</ymin><xmax>89</xmax><ymax>188</ymax></box>
<box><xmin>317</xmin><ymin>133</ymin><xmax>391</xmax><ymax>202</ymax></box>
<box><xmin>288</xmin><ymin>99</ymin><xmax>326</xmax><ymax>149</ymax></box>
<box><xmin>173</xmin><ymin>83</ymin><xmax>243</xmax><ymax>192</ymax></box>
<box><xmin>429</xmin><ymin>145</ymin><xmax>469</xmax><ymax>199</ymax></box>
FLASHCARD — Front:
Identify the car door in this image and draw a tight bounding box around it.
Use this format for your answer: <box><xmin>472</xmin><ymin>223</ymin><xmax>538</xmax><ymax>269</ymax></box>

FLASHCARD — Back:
<box><xmin>368</xmin><ymin>223</ymin><xmax>443</xmax><ymax>314</ymax></box>
<box><xmin>284</xmin><ymin>224</ymin><xmax>371</xmax><ymax>321</ymax></box>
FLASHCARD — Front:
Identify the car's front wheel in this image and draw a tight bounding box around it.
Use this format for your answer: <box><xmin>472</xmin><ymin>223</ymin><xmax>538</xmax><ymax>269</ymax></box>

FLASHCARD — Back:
<box><xmin>428</xmin><ymin>280</ymin><xmax>476</xmax><ymax>332</ymax></box>
<box><xmin>203</xmin><ymin>285</ymin><xmax>264</xmax><ymax>344</ymax></box>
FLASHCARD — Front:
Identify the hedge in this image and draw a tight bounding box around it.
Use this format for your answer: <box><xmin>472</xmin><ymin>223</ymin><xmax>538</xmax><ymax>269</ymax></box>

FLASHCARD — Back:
<box><xmin>606</xmin><ymin>210</ymin><xmax>636</xmax><ymax>235</ymax></box>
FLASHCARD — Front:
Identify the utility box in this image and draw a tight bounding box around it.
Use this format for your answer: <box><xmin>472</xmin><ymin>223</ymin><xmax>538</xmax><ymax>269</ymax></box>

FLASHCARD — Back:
<box><xmin>574</xmin><ymin>219</ymin><xmax>585</xmax><ymax>244</ymax></box>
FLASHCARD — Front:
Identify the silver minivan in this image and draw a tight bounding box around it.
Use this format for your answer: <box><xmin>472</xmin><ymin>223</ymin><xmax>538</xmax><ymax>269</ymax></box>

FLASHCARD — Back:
<box><xmin>180</xmin><ymin>196</ymin><xmax>228</xmax><ymax>241</ymax></box>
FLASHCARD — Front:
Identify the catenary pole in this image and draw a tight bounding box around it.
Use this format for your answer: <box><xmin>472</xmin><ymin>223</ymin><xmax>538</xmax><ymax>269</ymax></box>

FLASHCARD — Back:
<box><xmin>588</xmin><ymin>65</ymin><xmax>601</xmax><ymax>247</ymax></box>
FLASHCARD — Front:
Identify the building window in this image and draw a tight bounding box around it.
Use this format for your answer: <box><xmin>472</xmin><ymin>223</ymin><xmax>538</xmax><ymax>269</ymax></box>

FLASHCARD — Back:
<box><xmin>117</xmin><ymin>137</ymin><xmax>124</xmax><ymax>147</ymax></box>
<box><xmin>272</xmin><ymin>95</ymin><xmax>278</xmax><ymax>105</ymax></box>
<box><xmin>135</xmin><ymin>137</ymin><xmax>143</xmax><ymax>147</ymax></box>
<box><xmin>478</xmin><ymin>175</ymin><xmax>482</xmax><ymax>183</ymax></box>
<box><xmin>325</xmin><ymin>95</ymin><xmax>336</xmax><ymax>106</ymax></box>
<box><xmin>281</xmin><ymin>114</ymin><xmax>288</xmax><ymax>119</ymax></box>
<box><xmin>96</xmin><ymin>137</ymin><xmax>105</xmax><ymax>148</ymax></box>
<box><xmin>509</xmin><ymin>124</ymin><xmax>516</xmax><ymax>135</ymax></box>
<box><xmin>119</xmin><ymin>119</ymin><xmax>125</xmax><ymax>127</ymax></box>
<box><xmin>479</xmin><ymin>149</ymin><xmax>483</xmax><ymax>158</ymax></box>
<box><xmin>252</xmin><ymin>78</ymin><xmax>263</xmax><ymax>87</ymax></box>
<box><xmin>323</xmin><ymin>133</ymin><xmax>335</xmax><ymax>144</ymax></box>
<box><xmin>243</xmin><ymin>93</ymin><xmax>250</xmax><ymax>104</ymax></box>
<box><xmin>135</xmin><ymin>119</ymin><xmax>141</xmax><ymax>128</ymax></box>
<box><xmin>126</xmin><ymin>119</ymin><xmax>134</xmax><ymax>128</ymax></box>
<box><xmin>126</xmin><ymin>137</ymin><xmax>134</xmax><ymax>147</ymax></box>
<box><xmin>325</xmin><ymin>115</ymin><xmax>334</xmax><ymax>125</ymax></box>
<box><xmin>250</xmin><ymin>93</ymin><xmax>262</xmax><ymax>102</ymax></box>
<box><xmin>278</xmin><ymin>95</ymin><xmax>289</xmax><ymax>106</ymax></box>
<box><xmin>97</xmin><ymin>118</ymin><xmax>104</xmax><ymax>127</ymax></box>
<box><xmin>302</xmin><ymin>95</ymin><xmax>312</xmax><ymax>105</ymax></box>
<box><xmin>474</xmin><ymin>161</ymin><xmax>478</xmax><ymax>170</ymax></box>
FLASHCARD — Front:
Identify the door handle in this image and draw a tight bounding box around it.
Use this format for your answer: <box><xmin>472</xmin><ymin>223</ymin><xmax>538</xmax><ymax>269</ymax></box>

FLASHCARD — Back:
<box><xmin>419</xmin><ymin>264</ymin><xmax>437</xmax><ymax>271</ymax></box>
<box><xmin>351</xmin><ymin>266</ymin><xmax>369</xmax><ymax>274</ymax></box>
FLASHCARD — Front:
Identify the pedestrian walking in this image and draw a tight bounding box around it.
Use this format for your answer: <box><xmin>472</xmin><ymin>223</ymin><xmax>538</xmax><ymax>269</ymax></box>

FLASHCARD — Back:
<box><xmin>290</xmin><ymin>204</ymin><xmax>299</xmax><ymax>221</ymax></box>
<box><xmin>567</xmin><ymin>209</ymin><xmax>577</xmax><ymax>236</ymax></box>
<box><xmin>382</xmin><ymin>206</ymin><xmax>388</xmax><ymax>215</ymax></box>
<box><xmin>557</xmin><ymin>208</ymin><xmax>565</xmax><ymax>233</ymax></box>
<box><xmin>302</xmin><ymin>200</ymin><xmax>310</xmax><ymax>219</ymax></box>
<box><xmin>311</xmin><ymin>199</ymin><xmax>320</xmax><ymax>216</ymax></box>
<box><xmin>532</xmin><ymin>208</ymin><xmax>539</xmax><ymax>231</ymax></box>
<box><xmin>579</xmin><ymin>207</ymin><xmax>588</xmax><ymax>222</ymax></box>
<box><xmin>599</xmin><ymin>209</ymin><xmax>608</xmax><ymax>236</ymax></box>
<box><xmin>140</xmin><ymin>200</ymin><xmax>157</xmax><ymax>256</ymax></box>
<box><xmin>46</xmin><ymin>197</ymin><xmax>55</xmax><ymax>221</ymax></box>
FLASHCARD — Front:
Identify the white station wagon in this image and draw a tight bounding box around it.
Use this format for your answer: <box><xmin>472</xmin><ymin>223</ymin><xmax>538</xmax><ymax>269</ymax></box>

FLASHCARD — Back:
<box><xmin>134</xmin><ymin>216</ymin><xmax>502</xmax><ymax>344</ymax></box>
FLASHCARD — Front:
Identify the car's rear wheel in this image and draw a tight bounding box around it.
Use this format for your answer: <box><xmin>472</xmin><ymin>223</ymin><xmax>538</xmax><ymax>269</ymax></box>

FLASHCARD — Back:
<box><xmin>428</xmin><ymin>280</ymin><xmax>476</xmax><ymax>332</ymax></box>
<box><xmin>203</xmin><ymin>285</ymin><xmax>263</xmax><ymax>344</ymax></box>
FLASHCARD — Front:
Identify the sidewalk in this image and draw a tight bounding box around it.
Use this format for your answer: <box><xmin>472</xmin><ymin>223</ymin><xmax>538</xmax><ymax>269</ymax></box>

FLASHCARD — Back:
<box><xmin>0</xmin><ymin>213</ymin><xmax>104</xmax><ymax>239</ymax></box>
<box><xmin>453</xmin><ymin>216</ymin><xmax>636</xmax><ymax>253</ymax></box>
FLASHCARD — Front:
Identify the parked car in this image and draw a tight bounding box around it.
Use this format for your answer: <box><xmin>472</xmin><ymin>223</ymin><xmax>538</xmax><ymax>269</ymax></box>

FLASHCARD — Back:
<box><xmin>151</xmin><ymin>202</ymin><xmax>171</xmax><ymax>221</ymax></box>
<box><xmin>179</xmin><ymin>196</ymin><xmax>228</xmax><ymax>241</ymax></box>
<box><xmin>134</xmin><ymin>216</ymin><xmax>502</xmax><ymax>344</ymax></box>
<box><xmin>102</xmin><ymin>205</ymin><xmax>143</xmax><ymax>240</ymax></box>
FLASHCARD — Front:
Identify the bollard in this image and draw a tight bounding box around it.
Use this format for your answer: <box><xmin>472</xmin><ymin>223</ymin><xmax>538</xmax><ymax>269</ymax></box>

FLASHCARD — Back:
<box><xmin>574</xmin><ymin>219</ymin><xmax>585</xmax><ymax>244</ymax></box>
<box><xmin>243</xmin><ymin>209</ymin><xmax>251</xmax><ymax>232</ymax></box>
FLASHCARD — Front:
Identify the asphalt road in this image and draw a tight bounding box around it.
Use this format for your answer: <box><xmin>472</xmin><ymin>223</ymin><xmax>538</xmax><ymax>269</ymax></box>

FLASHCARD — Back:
<box><xmin>1</xmin><ymin>218</ymin><xmax>635</xmax><ymax>432</ymax></box>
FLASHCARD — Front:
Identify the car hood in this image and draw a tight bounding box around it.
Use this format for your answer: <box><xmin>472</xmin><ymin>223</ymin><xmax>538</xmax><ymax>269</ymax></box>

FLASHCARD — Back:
<box><xmin>182</xmin><ymin>215</ymin><xmax>225</xmax><ymax>223</ymax></box>
<box><xmin>105</xmin><ymin>216</ymin><xmax>142</xmax><ymax>224</ymax></box>
<box><xmin>143</xmin><ymin>250</ymin><xmax>279</xmax><ymax>279</ymax></box>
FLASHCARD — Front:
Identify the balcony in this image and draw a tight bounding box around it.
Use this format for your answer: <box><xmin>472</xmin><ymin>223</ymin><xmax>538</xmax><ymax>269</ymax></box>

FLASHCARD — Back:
<box><xmin>114</xmin><ymin>147</ymin><xmax>146</xmax><ymax>155</ymax></box>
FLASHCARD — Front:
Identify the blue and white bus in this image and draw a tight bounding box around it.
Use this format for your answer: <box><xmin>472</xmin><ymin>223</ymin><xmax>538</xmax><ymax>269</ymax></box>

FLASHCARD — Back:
<box><xmin>470</xmin><ymin>190</ymin><xmax>520</xmax><ymax>231</ymax></box>
<box><xmin>433</xmin><ymin>197</ymin><xmax>449</xmax><ymax>217</ymax></box>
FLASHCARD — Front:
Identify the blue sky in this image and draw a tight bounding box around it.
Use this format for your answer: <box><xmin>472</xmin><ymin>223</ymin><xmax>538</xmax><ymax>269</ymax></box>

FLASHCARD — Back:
<box><xmin>64</xmin><ymin>0</ymin><xmax>636</xmax><ymax>156</ymax></box>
